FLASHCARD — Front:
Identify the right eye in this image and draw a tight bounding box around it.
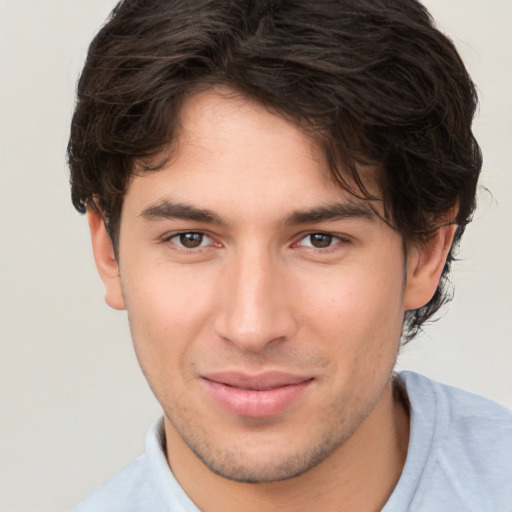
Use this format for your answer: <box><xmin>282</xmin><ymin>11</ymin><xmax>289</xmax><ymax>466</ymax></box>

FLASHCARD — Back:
<box><xmin>167</xmin><ymin>232</ymin><xmax>213</xmax><ymax>250</ymax></box>
<box><xmin>299</xmin><ymin>233</ymin><xmax>337</xmax><ymax>248</ymax></box>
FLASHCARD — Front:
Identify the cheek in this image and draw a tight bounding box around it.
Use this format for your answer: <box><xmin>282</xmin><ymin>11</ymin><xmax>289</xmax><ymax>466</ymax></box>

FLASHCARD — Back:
<box><xmin>296</xmin><ymin>259</ymin><xmax>405</xmax><ymax>353</ymax></box>
<box><xmin>120</xmin><ymin>263</ymin><xmax>217</xmax><ymax>378</ymax></box>
<box><xmin>302</xmin><ymin>270</ymin><xmax>403</xmax><ymax>320</ymax></box>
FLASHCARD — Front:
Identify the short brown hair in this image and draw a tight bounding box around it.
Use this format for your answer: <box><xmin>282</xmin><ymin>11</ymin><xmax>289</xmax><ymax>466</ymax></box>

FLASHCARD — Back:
<box><xmin>68</xmin><ymin>0</ymin><xmax>482</xmax><ymax>340</ymax></box>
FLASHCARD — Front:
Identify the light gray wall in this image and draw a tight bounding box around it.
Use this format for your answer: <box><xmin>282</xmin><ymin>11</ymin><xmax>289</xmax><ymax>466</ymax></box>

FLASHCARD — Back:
<box><xmin>0</xmin><ymin>1</ymin><xmax>510</xmax><ymax>510</ymax></box>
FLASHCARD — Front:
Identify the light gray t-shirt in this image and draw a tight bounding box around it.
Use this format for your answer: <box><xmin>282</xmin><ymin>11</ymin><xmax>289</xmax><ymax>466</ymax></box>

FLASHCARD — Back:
<box><xmin>72</xmin><ymin>372</ymin><xmax>512</xmax><ymax>511</ymax></box>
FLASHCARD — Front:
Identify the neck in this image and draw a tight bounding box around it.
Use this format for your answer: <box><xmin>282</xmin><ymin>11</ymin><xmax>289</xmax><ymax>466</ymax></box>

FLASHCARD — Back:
<box><xmin>165</xmin><ymin>377</ymin><xmax>409</xmax><ymax>512</ymax></box>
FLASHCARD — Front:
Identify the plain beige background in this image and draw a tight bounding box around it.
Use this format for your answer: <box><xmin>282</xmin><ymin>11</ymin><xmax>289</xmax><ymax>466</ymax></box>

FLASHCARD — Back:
<box><xmin>1</xmin><ymin>1</ymin><xmax>511</xmax><ymax>510</ymax></box>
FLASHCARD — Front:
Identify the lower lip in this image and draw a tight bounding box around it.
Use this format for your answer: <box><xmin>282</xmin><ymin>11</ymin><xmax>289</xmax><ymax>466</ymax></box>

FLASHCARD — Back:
<box><xmin>202</xmin><ymin>378</ymin><xmax>313</xmax><ymax>418</ymax></box>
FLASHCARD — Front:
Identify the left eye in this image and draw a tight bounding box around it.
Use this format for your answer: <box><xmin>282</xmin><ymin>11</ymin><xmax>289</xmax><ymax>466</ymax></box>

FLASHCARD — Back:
<box><xmin>298</xmin><ymin>233</ymin><xmax>341</xmax><ymax>249</ymax></box>
<box><xmin>169</xmin><ymin>232</ymin><xmax>212</xmax><ymax>249</ymax></box>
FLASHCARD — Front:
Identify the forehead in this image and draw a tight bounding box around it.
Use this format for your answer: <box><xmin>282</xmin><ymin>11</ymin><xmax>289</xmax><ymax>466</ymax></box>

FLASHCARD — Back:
<box><xmin>125</xmin><ymin>88</ymin><xmax>382</xmax><ymax>217</ymax></box>
<box><xmin>176</xmin><ymin>88</ymin><xmax>326</xmax><ymax>177</ymax></box>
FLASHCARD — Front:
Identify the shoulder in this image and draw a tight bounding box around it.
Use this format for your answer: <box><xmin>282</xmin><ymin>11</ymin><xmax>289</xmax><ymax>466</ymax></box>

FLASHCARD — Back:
<box><xmin>401</xmin><ymin>369</ymin><xmax>511</xmax><ymax>411</ymax></box>
<box><xmin>72</xmin><ymin>454</ymin><xmax>166</xmax><ymax>512</ymax></box>
<box><xmin>400</xmin><ymin>370</ymin><xmax>512</xmax><ymax>436</ymax></box>
<box><xmin>399</xmin><ymin>372</ymin><xmax>512</xmax><ymax>511</ymax></box>
<box><xmin>72</xmin><ymin>418</ymin><xmax>199</xmax><ymax>512</ymax></box>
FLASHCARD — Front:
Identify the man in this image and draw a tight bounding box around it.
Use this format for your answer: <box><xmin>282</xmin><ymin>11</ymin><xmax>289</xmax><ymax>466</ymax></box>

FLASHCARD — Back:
<box><xmin>68</xmin><ymin>0</ymin><xmax>512</xmax><ymax>510</ymax></box>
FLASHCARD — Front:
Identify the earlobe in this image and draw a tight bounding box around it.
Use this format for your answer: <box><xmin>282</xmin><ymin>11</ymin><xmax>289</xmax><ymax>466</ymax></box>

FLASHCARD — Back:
<box><xmin>404</xmin><ymin>223</ymin><xmax>458</xmax><ymax>311</ymax></box>
<box><xmin>87</xmin><ymin>210</ymin><xmax>126</xmax><ymax>310</ymax></box>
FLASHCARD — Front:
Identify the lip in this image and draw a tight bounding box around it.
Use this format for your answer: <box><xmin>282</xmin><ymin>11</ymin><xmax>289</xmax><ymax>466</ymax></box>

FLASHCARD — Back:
<box><xmin>201</xmin><ymin>371</ymin><xmax>314</xmax><ymax>418</ymax></box>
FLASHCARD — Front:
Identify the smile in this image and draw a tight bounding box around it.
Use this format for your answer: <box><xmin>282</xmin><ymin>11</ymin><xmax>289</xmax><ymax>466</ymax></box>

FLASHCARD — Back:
<box><xmin>201</xmin><ymin>372</ymin><xmax>314</xmax><ymax>419</ymax></box>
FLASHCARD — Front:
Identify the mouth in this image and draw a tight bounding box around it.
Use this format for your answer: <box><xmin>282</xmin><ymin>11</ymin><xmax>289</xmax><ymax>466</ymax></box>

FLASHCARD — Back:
<box><xmin>200</xmin><ymin>371</ymin><xmax>314</xmax><ymax>418</ymax></box>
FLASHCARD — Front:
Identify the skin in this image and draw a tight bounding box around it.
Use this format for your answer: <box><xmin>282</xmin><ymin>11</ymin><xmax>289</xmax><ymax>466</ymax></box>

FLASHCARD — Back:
<box><xmin>89</xmin><ymin>88</ymin><xmax>456</xmax><ymax>512</ymax></box>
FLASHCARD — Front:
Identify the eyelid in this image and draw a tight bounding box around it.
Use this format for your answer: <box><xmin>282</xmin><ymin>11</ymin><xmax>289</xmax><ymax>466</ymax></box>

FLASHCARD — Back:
<box><xmin>293</xmin><ymin>231</ymin><xmax>351</xmax><ymax>250</ymax></box>
<box><xmin>163</xmin><ymin>230</ymin><xmax>218</xmax><ymax>250</ymax></box>
<box><xmin>161</xmin><ymin>230</ymin><xmax>351</xmax><ymax>252</ymax></box>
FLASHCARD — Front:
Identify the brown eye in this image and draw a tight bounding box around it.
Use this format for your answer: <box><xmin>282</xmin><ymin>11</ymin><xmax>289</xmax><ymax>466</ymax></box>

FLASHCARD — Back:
<box><xmin>178</xmin><ymin>232</ymin><xmax>205</xmax><ymax>248</ymax></box>
<box><xmin>308</xmin><ymin>233</ymin><xmax>334</xmax><ymax>248</ymax></box>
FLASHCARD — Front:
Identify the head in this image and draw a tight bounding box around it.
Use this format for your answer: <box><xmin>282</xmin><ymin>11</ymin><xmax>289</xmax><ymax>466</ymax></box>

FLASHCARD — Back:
<box><xmin>68</xmin><ymin>0</ymin><xmax>481</xmax><ymax>485</ymax></box>
<box><xmin>68</xmin><ymin>0</ymin><xmax>481</xmax><ymax>341</ymax></box>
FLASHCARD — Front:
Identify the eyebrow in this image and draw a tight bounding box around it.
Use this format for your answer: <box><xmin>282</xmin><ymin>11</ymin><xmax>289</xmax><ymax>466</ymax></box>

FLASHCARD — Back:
<box><xmin>285</xmin><ymin>202</ymin><xmax>376</xmax><ymax>225</ymax></box>
<box><xmin>140</xmin><ymin>199</ymin><xmax>226</xmax><ymax>225</ymax></box>
<box><xmin>139</xmin><ymin>198</ymin><xmax>376</xmax><ymax>226</ymax></box>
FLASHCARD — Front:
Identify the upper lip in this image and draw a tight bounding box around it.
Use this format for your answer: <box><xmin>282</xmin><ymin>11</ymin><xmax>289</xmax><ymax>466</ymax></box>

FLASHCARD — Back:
<box><xmin>201</xmin><ymin>371</ymin><xmax>313</xmax><ymax>390</ymax></box>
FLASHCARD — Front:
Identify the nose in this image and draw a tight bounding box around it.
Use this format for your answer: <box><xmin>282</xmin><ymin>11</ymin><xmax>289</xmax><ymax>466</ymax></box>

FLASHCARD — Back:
<box><xmin>214</xmin><ymin>247</ymin><xmax>297</xmax><ymax>352</ymax></box>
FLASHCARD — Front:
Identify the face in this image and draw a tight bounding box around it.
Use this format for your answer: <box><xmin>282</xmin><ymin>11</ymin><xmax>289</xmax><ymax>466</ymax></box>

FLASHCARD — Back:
<box><xmin>94</xmin><ymin>89</ymin><xmax>445</xmax><ymax>483</ymax></box>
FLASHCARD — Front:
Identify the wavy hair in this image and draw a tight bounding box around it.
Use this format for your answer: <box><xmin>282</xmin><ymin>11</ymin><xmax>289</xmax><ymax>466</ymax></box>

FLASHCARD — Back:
<box><xmin>68</xmin><ymin>0</ymin><xmax>482</xmax><ymax>341</ymax></box>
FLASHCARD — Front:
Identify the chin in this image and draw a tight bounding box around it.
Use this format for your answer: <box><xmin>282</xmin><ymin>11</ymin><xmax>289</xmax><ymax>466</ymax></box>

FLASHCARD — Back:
<box><xmin>178</xmin><ymin>420</ymin><xmax>351</xmax><ymax>484</ymax></box>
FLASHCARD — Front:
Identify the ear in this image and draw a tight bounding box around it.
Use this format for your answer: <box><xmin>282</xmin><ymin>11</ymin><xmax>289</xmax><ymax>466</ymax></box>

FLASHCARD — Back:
<box><xmin>404</xmin><ymin>223</ymin><xmax>458</xmax><ymax>310</ymax></box>
<box><xmin>87</xmin><ymin>210</ymin><xmax>126</xmax><ymax>310</ymax></box>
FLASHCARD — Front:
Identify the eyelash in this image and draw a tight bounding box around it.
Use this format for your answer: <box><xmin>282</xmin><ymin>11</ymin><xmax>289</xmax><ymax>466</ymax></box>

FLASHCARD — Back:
<box><xmin>164</xmin><ymin>231</ymin><xmax>217</xmax><ymax>252</ymax></box>
<box><xmin>294</xmin><ymin>232</ymin><xmax>345</xmax><ymax>251</ymax></box>
<box><xmin>163</xmin><ymin>231</ymin><xmax>348</xmax><ymax>253</ymax></box>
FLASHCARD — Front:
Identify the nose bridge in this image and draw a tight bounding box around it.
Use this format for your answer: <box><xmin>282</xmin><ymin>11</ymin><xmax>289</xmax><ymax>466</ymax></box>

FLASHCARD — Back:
<box><xmin>215</xmin><ymin>242</ymin><xmax>295</xmax><ymax>351</ymax></box>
